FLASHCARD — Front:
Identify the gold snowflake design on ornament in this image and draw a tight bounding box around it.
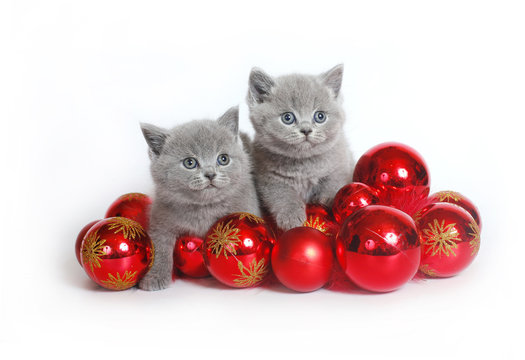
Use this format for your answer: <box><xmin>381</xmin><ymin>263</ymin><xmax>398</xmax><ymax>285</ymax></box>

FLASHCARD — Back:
<box><xmin>303</xmin><ymin>216</ymin><xmax>331</xmax><ymax>236</ymax></box>
<box><xmin>421</xmin><ymin>219</ymin><xmax>461</xmax><ymax>257</ymax></box>
<box><xmin>412</xmin><ymin>209</ymin><xmax>424</xmax><ymax>223</ymax></box>
<box><xmin>437</xmin><ymin>191</ymin><xmax>462</xmax><ymax>202</ymax></box>
<box><xmin>101</xmin><ymin>271</ymin><xmax>138</xmax><ymax>290</ymax></box>
<box><xmin>237</xmin><ymin>212</ymin><xmax>265</xmax><ymax>224</ymax></box>
<box><xmin>107</xmin><ymin>217</ymin><xmax>146</xmax><ymax>240</ymax></box>
<box><xmin>419</xmin><ymin>264</ymin><xmax>438</xmax><ymax>277</ymax></box>
<box><xmin>207</xmin><ymin>220</ymin><xmax>241</xmax><ymax>258</ymax></box>
<box><xmin>468</xmin><ymin>221</ymin><xmax>481</xmax><ymax>257</ymax></box>
<box><xmin>81</xmin><ymin>230</ymin><xmax>107</xmax><ymax>272</ymax></box>
<box><xmin>233</xmin><ymin>258</ymin><xmax>268</xmax><ymax>287</ymax></box>
<box><xmin>120</xmin><ymin>193</ymin><xmax>147</xmax><ymax>202</ymax></box>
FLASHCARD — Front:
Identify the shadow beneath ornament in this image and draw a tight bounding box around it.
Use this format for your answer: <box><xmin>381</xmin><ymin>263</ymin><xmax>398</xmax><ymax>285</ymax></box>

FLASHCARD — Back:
<box><xmin>259</xmin><ymin>273</ymin><xmax>300</xmax><ymax>294</ymax></box>
<box><xmin>176</xmin><ymin>274</ymin><xmax>235</xmax><ymax>290</ymax></box>
<box><xmin>61</xmin><ymin>257</ymin><xmax>112</xmax><ymax>292</ymax></box>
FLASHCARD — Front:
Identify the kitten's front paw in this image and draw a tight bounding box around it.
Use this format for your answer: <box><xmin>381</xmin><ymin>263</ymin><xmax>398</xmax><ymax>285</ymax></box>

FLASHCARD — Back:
<box><xmin>276</xmin><ymin>209</ymin><xmax>307</xmax><ymax>231</ymax></box>
<box><xmin>138</xmin><ymin>271</ymin><xmax>172</xmax><ymax>291</ymax></box>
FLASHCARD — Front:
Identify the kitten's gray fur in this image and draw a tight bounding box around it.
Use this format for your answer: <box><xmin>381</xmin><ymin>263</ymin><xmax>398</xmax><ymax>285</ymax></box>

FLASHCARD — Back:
<box><xmin>139</xmin><ymin>106</ymin><xmax>261</xmax><ymax>291</ymax></box>
<box><xmin>247</xmin><ymin>65</ymin><xmax>354</xmax><ymax>230</ymax></box>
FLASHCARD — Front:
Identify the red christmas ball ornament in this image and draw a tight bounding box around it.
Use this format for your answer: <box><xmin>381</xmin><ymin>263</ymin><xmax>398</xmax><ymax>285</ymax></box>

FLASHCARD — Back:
<box><xmin>204</xmin><ymin>213</ymin><xmax>274</xmax><ymax>288</ymax></box>
<box><xmin>425</xmin><ymin>191</ymin><xmax>482</xmax><ymax>229</ymax></box>
<box><xmin>332</xmin><ymin>182</ymin><xmax>379</xmax><ymax>224</ymax></box>
<box><xmin>353</xmin><ymin>142</ymin><xmax>430</xmax><ymax>214</ymax></box>
<box><xmin>105</xmin><ymin>193</ymin><xmax>152</xmax><ymax>230</ymax></box>
<box><xmin>75</xmin><ymin>220</ymin><xmax>100</xmax><ymax>265</ymax></box>
<box><xmin>272</xmin><ymin>227</ymin><xmax>334</xmax><ymax>292</ymax></box>
<box><xmin>336</xmin><ymin>205</ymin><xmax>420</xmax><ymax>292</ymax></box>
<box><xmin>173</xmin><ymin>235</ymin><xmax>209</xmax><ymax>278</ymax></box>
<box><xmin>80</xmin><ymin>217</ymin><xmax>154</xmax><ymax>290</ymax></box>
<box><xmin>303</xmin><ymin>204</ymin><xmax>339</xmax><ymax>241</ymax></box>
<box><xmin>415</xmin><ymin>203</ymin><xmax>480</xmax><ymax>278</ymax></box>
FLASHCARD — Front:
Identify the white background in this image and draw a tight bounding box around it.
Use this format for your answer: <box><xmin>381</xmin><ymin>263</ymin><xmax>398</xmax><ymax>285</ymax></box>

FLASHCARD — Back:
<box><xmin>1</xmin><ymin>0</ymin><xmax>524</xmax><ymax>358</ymax></box>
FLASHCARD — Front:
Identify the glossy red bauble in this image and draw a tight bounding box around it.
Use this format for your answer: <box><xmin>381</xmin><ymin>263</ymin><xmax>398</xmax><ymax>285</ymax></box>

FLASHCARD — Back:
<box><xmin>426</xmin><ymin>191</ymin><xmax>482</xmax><ymax>229</ymax></box>
<box><xmin>75</xmin><ymin>220</ymin><xmax>100</xmax><ymax>265</ymax></box>
<box><xmin>332</xmin><ymin>182</ymin><xmax>379</xmax><ymax>224</ymax></box>
<box><xmin>415</xmin><ymin>203</ymin><xmax>480</xmax><ymax>278</ymax></box>
<box><xmin>105</xmin><ymin>193</ymin><xmax>152</xmax><ymax>230</ymax></box>
<box><xmin>353</xmin><ymin>142</ymin><xmax>430</xmax><ymax>214</ymax></box>
<box><xmin>336</xmin><ymin>205</ymin><xmax>420</xmax><ymax>292</ymax></box>
<box><xmin>303</xmin><ymin>204</ymin><xmax>339</xmax><ymax>241</ymax></box>
<box><xmin>80</xmin><ymin>217</ymin><xmax>154</xmax><ymax>290</ymax></box>
<box><xmin>173</xmin><ymin>235</ymin><xmax>209</xmax><ymax>278</ymax></box>
<box><xmin>272</xmin><ymin>227</ymin><xmax>334</xmax><ymax>292</ymax></box>
<box><xmin>204</xmin><ymin>213</ymin><xmax>274</xmax><ymax>288</ymax></box>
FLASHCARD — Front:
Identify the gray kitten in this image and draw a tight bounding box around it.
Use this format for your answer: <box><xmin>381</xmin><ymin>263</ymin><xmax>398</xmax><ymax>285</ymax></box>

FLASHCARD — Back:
<box><xmin>139</xmin><ymin>106</ymin><xmax>261</xmax><ymax>291</ymax></box>
<box><xmin>247</xmin><ymin>64</ymin><xmax>354</xmax><ymax>231</ymax></box>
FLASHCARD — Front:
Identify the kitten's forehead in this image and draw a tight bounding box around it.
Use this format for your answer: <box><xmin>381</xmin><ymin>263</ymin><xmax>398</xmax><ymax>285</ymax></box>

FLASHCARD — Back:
<box><xmin>272</xmin><ymin>75</ymin><xmax>332</xmax><ymax>111</ymax></box>
<box><xmin>165</xmin><ymin>120</ymin><xmax>235</xmax><ymax>157</ymax></box>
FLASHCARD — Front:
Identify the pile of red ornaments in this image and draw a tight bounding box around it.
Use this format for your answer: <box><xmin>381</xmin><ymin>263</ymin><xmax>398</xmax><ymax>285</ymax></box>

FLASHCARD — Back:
<box><xmin>76</xmin><ymin>142</ymin><xmax>481</xmax><ymax>293</ymax></box>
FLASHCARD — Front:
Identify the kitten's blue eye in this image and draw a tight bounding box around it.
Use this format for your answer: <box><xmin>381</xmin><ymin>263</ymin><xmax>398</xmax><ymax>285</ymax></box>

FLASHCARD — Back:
<box><xmin>183</xmin><ymin>157</ymin><xmax>198</xmax><ymax>169</ymax></box>
<box><xmin>314</xmin><ymin>111</ymin><xmax>326</xmax><ymax>123</ymax></box>
<box><xmin>281</xmin><ymin>112</ymin><xmax>296</xmax><ymax>125</ymax></box>
<box><xmin>217</xmin><ymin>154</ymin><xmax>230</xmax><ymax>166</ymax></box>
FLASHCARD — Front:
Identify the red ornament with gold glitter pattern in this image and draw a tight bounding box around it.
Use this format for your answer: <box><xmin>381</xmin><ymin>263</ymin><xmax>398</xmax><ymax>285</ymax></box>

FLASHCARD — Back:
<box><xmin>332</xmin><ymin>182</ymin><xmax>379</xmax><ymax>224</ymax></box>
<box><xmin>353</xmin><ymin>142</ymin><xmax>430</xmax><ymax>214</ymax></box>
<box><xmin>272</xmin><ymin>227</ymin><xmax>334</xmax><ymax>292</ymax></box>
<box><xmin>204</xmin><ymin>213</ymin><xmax>274</xmax><ymax>288</ymax></box>
<box><xmin>415</xmin><ymin>203</ymin><xmax>480</xmax><ymax>278</ymax></box>
<box><xmin>105</xmin><ymin>192</ymin><xmax>152</xmax><ymax>230</ymax></box>
<box><xmin>173</xmin><ymin>235</ymin><xmax>210</xmax><ymax>278</ymax></box>
<box><xmin>80</xmin><ymin>217</ymin><xmax>154</xmax><ymax>290</ymax></box>
<box><xmin>425</xmin><ymin>191</ymin><xmax>482</xmax><ymax>229</ymax></box>
<box><xmin>303</xmin><ymin>204</ymin><xmax>339</xmax><ymax>242</ymax></box>
<box><xmin>75</xmin><ymin>220</ymin><xmax>100</xmax><ymax>265</ymax></box>
<box><xmin>336</xmin><ymin>205</ymin><xmax>421</xmax><ymax>292</ymax></box>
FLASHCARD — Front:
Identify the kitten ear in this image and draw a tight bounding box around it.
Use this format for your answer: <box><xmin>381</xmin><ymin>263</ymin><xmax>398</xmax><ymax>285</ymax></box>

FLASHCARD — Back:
<box><xmin>217</xmin><ymin>106</ymin><xmax>239</xmax><ymax>136</ymax></box>
<box><xmin>247</xmin><ymin>67</ymin><xmax>275</xmax><ymax>105</ymax></box>
<box><xmin>140</xmin><ymin>123</ymin><xmax>168</xmax><ymax>156</ymax></box>
<box><xmin>320</xmin><ymin>64</ymin><xmax>344</xmax><ymax>97</ymax></box>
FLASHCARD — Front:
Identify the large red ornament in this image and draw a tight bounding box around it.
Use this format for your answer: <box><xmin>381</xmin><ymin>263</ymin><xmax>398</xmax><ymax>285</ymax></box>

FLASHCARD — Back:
<box><xmin>75</xmin><ymin>220</ymin><xmax>100</xmax><ymax>265</ymax></box>
<box><xmin>204</xmin><ymin>213</ymin><xmax>274</xmax><ymax>288</ymax></box>
<box><xmin>105</xmin><ymin>193</ymin><xmax>152</xmax><ymax>230</ymax></box>
<box><xmin>303</xmin><ymin>204</ymin><xmax>339</xmax><ymax>241</ymax></box>
<box><xmin>424</xmin><ymin>191</ymin><xmax>482</xmax><ymax>229</ymax></box>
<box><xmin>336</xmin><ymin>205</ymin><xmax>420</xmax><ymax>292</ymax></box>
<box><xmin>415</xmin><ymin>203</ymin><xmax>480</xmax><ymax>278</ymax></box>
<box><xmin>332</xmin><ymin>182</ymin><xmax>379</xmax><ymax>224</ymax></box>
<box><xmin>173</xmin><ymin>235</ymin><xmax>209</xmax><ymax>278</ymax></box>
<box><xmin>80</xmin><ymin>217</ymin><xmax>154</xmax><ymax>290</ymax></box>
<box><xmin>272</xmin><ymin>227</ymin><xmax>334</xmax><ymax>292</ymax></box>
<box><xmin>353</xmin><ymin>142</ymin><xmax>430</xmax><ymax>214</ymax></box>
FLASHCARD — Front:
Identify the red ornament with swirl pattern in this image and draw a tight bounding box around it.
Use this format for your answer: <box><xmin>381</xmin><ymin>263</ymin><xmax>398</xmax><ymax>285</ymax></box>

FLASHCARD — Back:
<box><xmin>203</xmin><ymin>213</ymin><xmax>274</xmax><ymax>288</ymax></box>
<box><xmin>332</xmin><ymin>182</ymin><xmax>379</xmax><ymax>224</ymax></box>
<box><xmin>80</xmin><ymin>217</ymin><xmax>154</xmax><ymax>290</ymax></box>
<box><xmin>425</xmin><ymin>191</ymin><xmax>482</xmax><ymax>229</ymax></box>
<box><xmin>75</xmin><ymin>220</ymin><xmax>101</xmax><ymax>265</ymax></box>
<box><xmin>335</xmin><ymin>205</ymin><xmax>421</xmax><ymax>292</ymax></box>
<box><xmin>353</xmin><ymin>142</ymin><xmax>430</xmax><ymax>214</ymax></box>
<box><xmin>173</xmin><ymin>235</ymin><xmax>210</xmax><ymax>278</ymax></box>
<box><xmin>303</xmin><ymin>204</ymin><xmax>339</xmax><ymax>242</ymax></box>
<box><xmin>272</xmin><ymin>227</ymin><xmax>334</xmax><ymax>292</ymax></box>
<box><xmin>415</xmin><ymin>203</ymin><xmax>480</xmax><ymax>278</ymax></box>
<box><xmin>105</xmin><ymin>193</ymin><xmax>152</xmax><ymax>230</ymax></box>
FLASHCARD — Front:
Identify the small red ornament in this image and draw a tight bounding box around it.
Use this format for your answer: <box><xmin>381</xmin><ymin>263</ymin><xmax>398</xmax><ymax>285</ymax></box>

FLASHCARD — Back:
<box><xmin>415</xmin><ymin>203</ymin><xmax>480</xmax><ymax>278</ymax></box>
<box><xmin>336</xmin><ymin>205</ymin><xmax>420</xmax><ymax>292</ymax></box>
<box><xmin>332</xmin><ymin>182</ymin><xmax>379</xmax><ymax>224</ymax></box>
<box><xmin>272</xmin><ymin>227</ymin><xmax>334</xmax><ymax>292</ymax></box>
<box><xmin>303</xmin><ymin>204</ymin><xmax>339</xmax><ymax>241</ymax></box>
<box><xmin>204</xmin><ymin>213</ymin><xmax>274</xmax><ymax>288</ymax></box>
<box><xmin>353</xmin><ymin>142</ymin><xmax>430</xmax><ymax>214</ymax></box>
<box><xmin>75</xmin><ymin>220</ymin><xmax>100</xmax><ymax>265</ymax></box>
<box><xmin>80</xmin><ymin>217</ymin><xmax>154</xmax><ymax>290</ymax></box>
<box><xmin>424</xmin><ymin>191</ymin><xmax>482</xmax><ymax>229</ymax></box>
<box><xmin>173</xmin><ymin>235</ymin><xmax>209</xmax><ymax>278</ymax></box>
<box><xmin>105</xmin><ymin>193</ymin><xmax>152</xmax><ymax>230</ymax></box>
